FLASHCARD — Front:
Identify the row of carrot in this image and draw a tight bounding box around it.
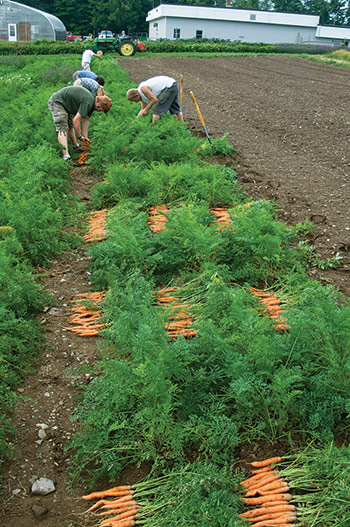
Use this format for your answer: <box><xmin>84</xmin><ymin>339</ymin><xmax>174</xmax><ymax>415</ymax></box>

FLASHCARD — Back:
<box><xmin>83</xmin><ymin>209</ymin><xmax>108</xmax><ymax>243</ymax></box>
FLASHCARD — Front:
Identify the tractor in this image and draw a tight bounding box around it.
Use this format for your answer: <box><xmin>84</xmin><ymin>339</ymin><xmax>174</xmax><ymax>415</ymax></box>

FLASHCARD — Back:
<box><xmin>93</xmin><ymin>31</ymin><xmax>146</xmax><ymax>57</ymax></box>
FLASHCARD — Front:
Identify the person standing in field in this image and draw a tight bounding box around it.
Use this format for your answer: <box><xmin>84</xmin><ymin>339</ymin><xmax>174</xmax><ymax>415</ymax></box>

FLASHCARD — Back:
<box><xmin>127</xmin><ymin>75</ymin><xmax>183</xmax><ymax>124</ymax></box>
<box><xmin>48</xmin><ymin>86</ymin><xmax>112</xmax><ymax>161</ymax></box>
<box><xmin>81</xmin><ymin>48</ymin><xmax>101</xmax><ymax>71</ymax></box>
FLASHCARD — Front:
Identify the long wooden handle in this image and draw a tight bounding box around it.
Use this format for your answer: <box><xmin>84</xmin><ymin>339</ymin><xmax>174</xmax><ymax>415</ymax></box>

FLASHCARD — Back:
<box><xmin>189</xmin><ymin>91</ymin><xmax>205</xmax><ymax>127</ymax></box>
<box><xmin>180</xmin><ymin>74</ymin><xmax>183</xmax><ymax>102</ymax></box>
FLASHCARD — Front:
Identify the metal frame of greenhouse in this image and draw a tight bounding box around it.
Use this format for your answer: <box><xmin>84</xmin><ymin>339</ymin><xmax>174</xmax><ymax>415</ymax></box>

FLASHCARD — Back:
<box><xmin>0</xmin><ymin>0</ymin><xmax>66</xmax><ymax>41</ymax></box>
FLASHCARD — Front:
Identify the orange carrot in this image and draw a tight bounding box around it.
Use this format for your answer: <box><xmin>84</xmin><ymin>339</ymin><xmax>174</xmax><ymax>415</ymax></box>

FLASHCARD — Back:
<box><xmin>240</xmin><ymin>505</ymin><xmax>296</xmax><ymax>518</ymax></box>
<box><xmin>256</xmin><ymin>479</ymin><xmax>288</xmax><ymax>492</ymax></box>
<box><xmin>100</xmin><ymin>499</ymin><xmax>138</xmax><ymax>511</ymax></box>
<box><xmin>101</xmin><ymin>520</ymin><xmax>135</xmax><ymax>527</ymax></box>
<box><xmin>248</xmin><ymin>512</ymin><xmax>297</xmax><ymax>523</ymax></box>
<box><xmin>250</xmin><ymin>457</ymin><xmax>282</xmax><ymax>468</ymax></box>
<box><xmin>250</xmin><ymin>514</ymin><xmax>297</xmax><ymax>527</ymax></box>
<box><xmin>99</xmin><ymin>503</ymin><xmax>139</xmax><ymax>516</ymax></box>
<box><xmin>82</xmin><ymin>486</ymin><xmax>132</xmax><ymax>500</ymax></box>
<box><xmin>251</xmin><ymin>466</ymin><xmax>275</xmax><ymax>475</ymax></box>
<box><xmin>258</xmin><ymin>485</ymin><xmax>289</xmax><ymax>496</ymax></box>
<box><xmin>100</xmin><ymin>509</ymin><xmax>137</xmax><ymax>526</ymax></box>
<box><xmin>240</xmin><ymin>471</ymin><xmax>278</xmax><ymax>488</ymax></box>
<box><xmin>245</xmin><ymin>473</ymin><xmax>281</xmax><ymax>492</ymax></box>
<box><xmin>244</xmin><ymin>493</ymin><xmax>291</xmax><ymax>505</ymax></box>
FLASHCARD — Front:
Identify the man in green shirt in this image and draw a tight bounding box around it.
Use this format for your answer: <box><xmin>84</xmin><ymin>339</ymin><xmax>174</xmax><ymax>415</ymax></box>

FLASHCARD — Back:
<box><xmin>48</xmin><ymin>86</ymin><xmax>112</xmax><ymax>160</ymax></box>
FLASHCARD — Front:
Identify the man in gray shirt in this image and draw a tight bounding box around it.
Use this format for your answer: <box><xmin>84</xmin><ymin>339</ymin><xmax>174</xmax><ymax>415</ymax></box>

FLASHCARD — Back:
<box><xmin>48</xmin><ymin>86</ymin><xmax>112</xmax><ymax>160</ymax></box>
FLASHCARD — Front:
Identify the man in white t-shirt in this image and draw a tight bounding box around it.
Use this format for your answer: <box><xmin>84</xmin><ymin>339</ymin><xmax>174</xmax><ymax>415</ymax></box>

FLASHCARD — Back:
<box><xmin>81</xmin><ymin>48</ymin><xmax>101</xmax><ymax>71</ymax></box>
<box><xmin>127</xmin><ymin>75</ymin><xmax>184</xmax><ymax>124</ymax></box>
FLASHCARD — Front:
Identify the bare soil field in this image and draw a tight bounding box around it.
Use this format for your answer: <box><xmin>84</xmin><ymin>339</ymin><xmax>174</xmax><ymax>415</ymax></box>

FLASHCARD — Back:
<box><xmin>1</xmin><ymin>55</ymin><xmax>349</xmax><ymax>527</ymax></box>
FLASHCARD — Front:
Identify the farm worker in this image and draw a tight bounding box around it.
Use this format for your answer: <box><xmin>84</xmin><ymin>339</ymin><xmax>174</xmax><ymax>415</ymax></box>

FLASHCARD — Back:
<box><xmin>48</xmin><ymin>86</ymin><xmax>112</xmax><ymax>161</ymax></box>
<box><xmin>73</xmin><ymin>77</ymin><xmax>104</xmax><ymax>96</ymax></box>
<box><xmin>73</xmin><ymin>70</ymin><xmax>105</xmax><ymax>85</ymax></box>
<box><xmin>127</xmin><ymin>75</ymin><xmax>184</xmax><ymax>124</ymax></box>
<box><xmin>81</xmin><ymin>48</ymin><xmax>101</xmax><ymax>70</ymax></box>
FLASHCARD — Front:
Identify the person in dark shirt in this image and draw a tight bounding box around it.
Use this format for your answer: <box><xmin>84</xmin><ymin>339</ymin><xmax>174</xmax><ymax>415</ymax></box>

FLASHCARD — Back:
<box><xmin>48</xmin><ymin>86</ymin><xmax>112</xmax><ymax>160</ymax></box>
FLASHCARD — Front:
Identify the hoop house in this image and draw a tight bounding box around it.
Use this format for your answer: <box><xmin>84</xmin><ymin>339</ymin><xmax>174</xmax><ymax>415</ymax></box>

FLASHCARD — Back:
<box><xmin>0</xmin><ymin>0</ymin><xmax>66</xmax><ymax>41</ymax></box>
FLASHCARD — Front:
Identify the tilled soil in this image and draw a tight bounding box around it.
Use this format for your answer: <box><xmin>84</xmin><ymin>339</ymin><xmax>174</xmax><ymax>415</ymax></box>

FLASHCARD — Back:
<box><xmin>118</xmin><ymin>55</ymin><xmax>350</xmax><ymax>296</ymax></box>
<box><xmin>1</xmin><ymin>55</ymin><xmax>349</xmax><ymax>527</ymax></box>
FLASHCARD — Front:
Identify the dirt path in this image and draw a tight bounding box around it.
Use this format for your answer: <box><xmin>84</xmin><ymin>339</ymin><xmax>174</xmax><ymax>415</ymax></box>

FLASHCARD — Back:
<box><xmin>118</xmin><ymin>55</ymin><xmax>350</xmax><ymax>296</ymax></box>
<box><xmin>0</xmin><ymin>168</ymin><xmax>100</xmax><ymax>527</ymax></box>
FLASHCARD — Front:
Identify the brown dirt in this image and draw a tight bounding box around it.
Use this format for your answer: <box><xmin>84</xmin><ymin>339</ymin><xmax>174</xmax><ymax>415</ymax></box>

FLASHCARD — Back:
<box><xmin>1</xmin><ymin>55</ymin><xmax>349</xmax><ymax>527</ymax></box>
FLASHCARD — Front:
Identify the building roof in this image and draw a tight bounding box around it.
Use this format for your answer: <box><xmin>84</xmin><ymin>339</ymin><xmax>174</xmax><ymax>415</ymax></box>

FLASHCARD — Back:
<box><xmin>146</xmin><ymin>4</ymin><xmax>320</xmax><ymax>28</ymax></box>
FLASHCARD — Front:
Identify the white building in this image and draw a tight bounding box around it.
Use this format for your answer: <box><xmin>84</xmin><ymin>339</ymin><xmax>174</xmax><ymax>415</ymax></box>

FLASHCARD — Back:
<box><xmin>147</xmin><ymin>4</ymin><xmax>350</xmax><ymax>47</ymax></box>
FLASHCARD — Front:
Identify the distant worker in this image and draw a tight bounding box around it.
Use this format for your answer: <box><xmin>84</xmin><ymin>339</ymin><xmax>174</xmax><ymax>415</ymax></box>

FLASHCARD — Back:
<box><xmin>119</xmin><ymin>30</ymin><xmax>127</xmax><ymax>38</ymax></box>
<box><xmin>127</xmin><ymin>75</ymin><xmax>183</xmax><ymax>124</ymax></box>
<box><xmin>73</xmin><ymin>70</ymin><xmax>105</xmax><ymax>85</ymax></box>
<box><xmin>81</xmin><ymin>48</ymin><xmax>101</xmax><ymax>71</ymax></box>
<box><xmin>48</xmin><ymin>86</ymin><xmax>112</xmax><ymax>161</ymax></box>
<box><xmin>73</xmin><ymin>77</ymin><xmax>104</xmax><ymax>96</ymax></box>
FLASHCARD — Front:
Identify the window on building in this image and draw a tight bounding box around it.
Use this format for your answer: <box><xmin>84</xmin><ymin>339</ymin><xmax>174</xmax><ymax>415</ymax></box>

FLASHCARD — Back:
<box><xmin>173</xmin><ymin>28</ymin><xmax>180</xmax><ymax>39</ymax></box>
<box><xmin>153</xmin><ymin>23</ymin><xmax>158</xmax><ymax>28</ymax></box>
<box><xmin>196</xmin><ymin>30</ymin><xmax>203</xmax><ymax>39</ymax></box>
<box><xmin>250</xmin><ymin>14</ymin><xmax>256</xmax><ymax>20</ymax></box>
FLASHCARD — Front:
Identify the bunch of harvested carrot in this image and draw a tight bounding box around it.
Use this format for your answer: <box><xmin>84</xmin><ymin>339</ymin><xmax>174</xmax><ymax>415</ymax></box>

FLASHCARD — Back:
<box><xmin>81</xmin><ymin>474</ymin><xmax>177</xmax><ymax>526</ymax></box>
<box><xmin>64</xmin><ymin>291</ymin><xmax>106</xmax><ymax>336</ymax></box>
<box><xmin>147</xmin><ymin>205</ymin><xmax>169</xmax><ymax>233</ymax></box>
<box><xmin>153</xmin><ymin>287</ymin><xmax>197</xmax><ymax>338</ymax></box>
<box><xmin>239</xmin><ymin>456</ymin><xmax>296</xmax><ymax>526</ymax></box>
<box><xmin>210</xmin><ymin>207</ymin><xmax>231</xmax><ymax>230</ymax></box>
<box><xmin>84</xmin><ymin>209</ymin><xmax>108</xmax><ymax>242</ymax></box>
<box><xmin>249</xmin><ymin>288</ymin><xmax>290</xmax><ymax>332</ymax></box>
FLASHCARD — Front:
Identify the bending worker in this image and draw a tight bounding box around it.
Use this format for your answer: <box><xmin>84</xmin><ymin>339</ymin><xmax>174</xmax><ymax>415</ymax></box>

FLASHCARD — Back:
<box><xmin>48</xmin><ymin>86</ymin><xmax>112</xmax><ymax>161</ymax></box>
<box><xmin>127</xmin><ymin>75</ymin><xmax>183</xmax><ymax>124</ymax></box>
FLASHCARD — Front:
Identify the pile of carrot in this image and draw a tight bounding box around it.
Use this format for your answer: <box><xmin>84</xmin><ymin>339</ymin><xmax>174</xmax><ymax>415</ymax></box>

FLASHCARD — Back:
<box><xmin>154</xmin><ymin>287</ymin><xmax>197</xmax><ymax>338</ymax></box>
<box><xmin>64</xmin><ymin>291</ymin><xmax>106</xmax><ymax>336</ymax></box>
<box><xmin>147</xmin><ymin>205</ymin><xmax>169</xmax><ymax>233</ymax></box>
<box><xmin>76</xmin><ymin>150</ymin><xmax>91</xmax><ymax>165</ymax></box>
<box><xmin>239</xmin><ymin>456</ymin><xmax>296</xmax><ymax>526</ymax></box>
<box><xmin>210</xmin><ymin>207</ymin><xmax>231</xmax><ymax>229</ymax></box>
<box><xmin>249</xmin><ymin>288</ymin><xmax>290</xmax><ymax>332</ymax></box>
<box><xmin>81</xmin><ymin>484</ymin><xmax>140</xmax><ymax>527</ymax></box>
<box><xmin>83</xmin><ymin>209</ymin><xmax>108</xmax><ymax>242</ymax></box>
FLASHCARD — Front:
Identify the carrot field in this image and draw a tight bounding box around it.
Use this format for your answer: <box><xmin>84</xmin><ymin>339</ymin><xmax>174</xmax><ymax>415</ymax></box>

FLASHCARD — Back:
<box><xmin>0</xmin><ymin>54</ymin><xmax>350</xmax><ymax>526</ymax></box>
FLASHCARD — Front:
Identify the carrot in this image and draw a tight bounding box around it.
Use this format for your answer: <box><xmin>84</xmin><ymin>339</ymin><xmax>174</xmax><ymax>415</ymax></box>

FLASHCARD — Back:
<box><xmin>251</xmin><ymin>466</ymin><xmax>275</xmax><ymax>475</ymax></box>
<box><xmin>243</xmin><ymin>493</ymin><xmax>291</xmax><ymax>505</ymax></box>
<box><xmin>100</xmin><ymin>499</ymin><xmax>138</xmax><ymax>511</ymax></box>
<box><xmin>246</xmin><ymin>471</ymin><xmax>280</xmax><ymax>488</ymax></box>
<box><xmin>258</xmin><ymin>486</ymin><xmax>289</xmax><ymax>496</ymax></box>
<box><xmin>250</xmin><ymin>514</ymin><xmax>297</xmax><ymax>527</ymax></box>
<box><xmin>239</xmin><ymin>505</ymin><xmax>296</xmax><ymax>518</ymax></box>
<box><xmin>86</xmin><ymin>499</ymin><xmax>114</xmax><ymax>512</ymax></box>
<box><xmin>248</xmin><ymin>512</ymin><xmax>297</xmax><ymax>523</ymax></box>
<box><xmin>240</xmin><ymin>471</ymin><xmax>278</xmax><ymax>487</ymax></box>
<box><xmin>82</xmin><ymin>486</ymin><xmax>132</xmax><ymax>500</ymax></box>
<box><xmin>100</xmin><ymin>509</ymin><xmax>137</xmax><ymax>526</ymax></box>
<box><xmin>99</xmin><ymin>503</ymin><xmax>139</xmax><ymax>516</ymax></box>
<box><xmin>101</xmin><ymin>520</ymin><xmax>135</xmax><ymax>527</ymax></box>
<box><xmin>250</xmin><ymin>457</ymin><xmax>282</xmax><ymax>468</ymax></box>
<box><xmin>256</xmin><ymin>479</ymin><xmax>288</xmax><ymax>492</ymax></box>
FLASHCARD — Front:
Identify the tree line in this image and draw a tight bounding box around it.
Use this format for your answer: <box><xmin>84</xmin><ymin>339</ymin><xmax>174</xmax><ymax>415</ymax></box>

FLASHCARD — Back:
<box><xmin>22</xmin><ymin>0</ymin><xmax>350</xmax><ymax>37</ymax></box>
